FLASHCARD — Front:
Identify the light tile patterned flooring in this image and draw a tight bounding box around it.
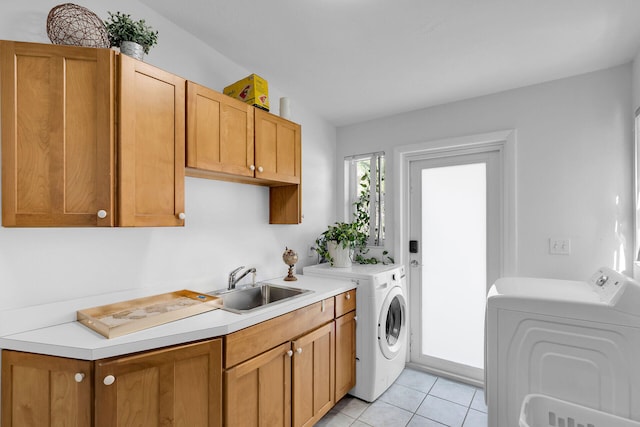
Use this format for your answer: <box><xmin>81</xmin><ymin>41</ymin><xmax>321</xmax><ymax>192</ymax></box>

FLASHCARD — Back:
<box><xmin>317</xmin><ymin>368</ymin><xmax>487</xmax><ymax>427</ymax></box>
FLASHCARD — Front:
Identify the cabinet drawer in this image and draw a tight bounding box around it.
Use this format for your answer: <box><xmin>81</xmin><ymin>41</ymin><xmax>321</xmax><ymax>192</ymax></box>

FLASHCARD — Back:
<box><xmin>225</xmin><ymin>298</ymin><xmax>334</xmax><ymax>368</ymax></box>
<box><xmin>335</xmin><ymin>290</ymin><xmax>356</xmax><ymax>317</ymax></box>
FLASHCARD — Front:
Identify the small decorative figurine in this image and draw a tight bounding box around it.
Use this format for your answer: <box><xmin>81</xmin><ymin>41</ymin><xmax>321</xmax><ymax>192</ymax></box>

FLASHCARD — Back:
<box><xmin>282</xmin><ymin>247</ymin><xmax>299</xmax><ymax>281</ymax></box>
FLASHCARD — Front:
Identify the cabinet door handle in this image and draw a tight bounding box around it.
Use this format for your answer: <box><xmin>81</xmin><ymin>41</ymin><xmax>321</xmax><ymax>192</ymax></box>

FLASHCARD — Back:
<box><xmin>286</xmin><ymin>350</ymin><xmax>293</xmax><ymax>357</ymax></box>
<box><xmin>346</xmin><ymin>293</ymin><xmax>351</xmax><ymax>300</ymax></box>
<box><xmin>249</xmin><ymin>165</ymin><xmax>256</xmax><ymax>171</ymax></box>
<box><xmin>74</xmin><ymin>373</ymin><xmax>85</xmax><ymax>383</ymax></box>
<box><xmin>177</xmin><ymin>212</ymin><xmax>186</xmax><ymax>220</ymax></box>
<box><xmin>97</xmin><ymin>210</ymin><xmax>107</xmax><ymax>219</ymax></box>
<box><xmin>103</xmin><ymin>375</ymin><xmax>116</xmax><ymax>386</ymax></box>
<box><xmin>296</xmin><ymin>347</ymin><xmax>303</xmax><ymax>355</ymax></box>
<box><xmin>257</xmin><ymin>166</ymin><xmax>264</xmax><ymax>173</ymax></box>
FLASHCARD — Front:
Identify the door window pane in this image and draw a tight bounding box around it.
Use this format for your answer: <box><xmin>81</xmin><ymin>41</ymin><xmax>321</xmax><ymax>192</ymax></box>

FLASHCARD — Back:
<box><xmin>421</xmin><ymin>163</ymin><xmax>486</xmax><ymax>369</ymax></box>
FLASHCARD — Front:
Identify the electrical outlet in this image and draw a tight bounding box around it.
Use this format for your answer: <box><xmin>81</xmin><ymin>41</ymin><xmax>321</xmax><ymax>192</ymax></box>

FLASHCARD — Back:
<box><xmin>549</xmin><ymin>238</ymin><xmax>571</xmax><ymax>255</ymax></box>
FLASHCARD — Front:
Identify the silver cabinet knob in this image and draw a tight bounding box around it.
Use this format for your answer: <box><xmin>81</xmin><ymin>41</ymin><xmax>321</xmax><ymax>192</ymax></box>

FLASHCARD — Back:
<box><xmin>249</xmin><ymin>165</ymin><xmax>256</xmax><ymax>171</ymax></box>
<box><xmin>97</xmin><ymin>210</ymin><xmax>107</xmax><ymax>219</ymax></box>
<box><xmin>346</xmin><ymin>293</ymin><xmax>351</xmax><ymax>300</ymax></box>
<box><xmin>257</xmin><ymin>166</ymin><xmax>264</xmax><ymax>173</ymax></box>
<box><xmin>177</xmin><ymin>212</ymin><xmax>186</xmax><ymax>220</ymax></box>
<box><xmin>296</xmin><ymin>347</ymin><xmax>303</xmax><ymax>355</ymax></box>
<box><xmin>103</xmin><ymin>375</ymin><xmax>115</xmax><ymax>386</ymax></box>
<box><xmin>286</xmin><ymin>350</ymin><xmax>293</xmax><ymax>357</ymax></box>
<box><xmin>74</xmin><ymin>373</ymin><xmax>85</xmax><ymax>383</ymax></box>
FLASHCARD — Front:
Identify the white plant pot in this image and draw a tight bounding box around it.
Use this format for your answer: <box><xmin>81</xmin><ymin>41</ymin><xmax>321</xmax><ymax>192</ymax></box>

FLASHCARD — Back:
<box><xmin>120</xmin><ymin>41</ymin><xmax>145</xmax><ymax>60</ymax></box>
<box><xmin>327</xmin><ymin>241</ymin><xmax>353</xmax><ymax>268</ymax></box>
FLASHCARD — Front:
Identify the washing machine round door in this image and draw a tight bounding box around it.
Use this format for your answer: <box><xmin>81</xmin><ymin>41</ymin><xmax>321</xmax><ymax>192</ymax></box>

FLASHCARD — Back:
<box><xmin>378</xmin><ymin>286</ymin><xmax>407</xmax><ymax>359</ymax></box>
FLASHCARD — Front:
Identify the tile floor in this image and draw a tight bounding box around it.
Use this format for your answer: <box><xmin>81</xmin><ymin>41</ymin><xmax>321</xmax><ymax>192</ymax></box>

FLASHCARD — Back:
<box><xmin>317</xmin><ymin>368</ymin><xmax>487</xmax><ymax>427</ymax></box>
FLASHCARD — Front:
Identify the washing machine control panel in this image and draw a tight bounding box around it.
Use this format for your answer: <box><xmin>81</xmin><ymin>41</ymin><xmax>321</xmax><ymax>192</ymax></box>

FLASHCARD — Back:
<box><xmin>588</xmin><ymin>268</ymin><xmax>639</xmax><ymax>311</ymax></box>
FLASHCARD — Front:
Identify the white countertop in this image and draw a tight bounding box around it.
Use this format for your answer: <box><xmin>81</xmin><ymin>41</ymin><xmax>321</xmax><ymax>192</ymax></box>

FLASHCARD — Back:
<box><xmin>0</xmin><ymin>275</ymin><xmax>354</xmax><ymax>360</ymax></box>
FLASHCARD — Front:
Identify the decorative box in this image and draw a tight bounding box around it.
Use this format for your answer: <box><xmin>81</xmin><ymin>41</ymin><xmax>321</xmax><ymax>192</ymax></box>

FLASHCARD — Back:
<box><xmin>223</xmin><ymin>73</ymin><xmax>269</xmax><ymax>111</ymax></box>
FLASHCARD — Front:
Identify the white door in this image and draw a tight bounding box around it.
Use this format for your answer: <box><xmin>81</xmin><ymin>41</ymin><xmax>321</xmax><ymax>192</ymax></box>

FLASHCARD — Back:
<box><xmin>409</xmin><ymin>150</ymin><xmax>501</xmax><ymax>384</ymax></box>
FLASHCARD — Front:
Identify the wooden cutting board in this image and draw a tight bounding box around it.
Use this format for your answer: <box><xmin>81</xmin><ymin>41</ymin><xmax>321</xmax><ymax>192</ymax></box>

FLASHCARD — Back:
<box><xmin>77</xmin><ymin>290</ymin><xmax>222</xmax><ymax>338</ymax></box>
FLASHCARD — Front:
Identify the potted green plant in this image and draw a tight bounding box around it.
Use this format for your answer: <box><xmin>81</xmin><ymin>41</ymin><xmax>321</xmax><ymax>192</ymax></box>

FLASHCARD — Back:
<box><xmin>105</xmin><ymin>11</ymin><xmax>158</xmax><ymax>60</ymax></box>
<box><xmin>314</xmin><ymin>221</ymin><xmax>368</xmax><ymax>267</ymax></box>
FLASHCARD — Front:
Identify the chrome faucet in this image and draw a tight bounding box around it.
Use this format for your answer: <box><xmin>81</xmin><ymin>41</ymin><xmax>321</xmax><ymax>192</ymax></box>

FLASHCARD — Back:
<box><xmin>228</xmin><ymin>266</ymin><xmax>257</xmax><ymax>290</ymax></box>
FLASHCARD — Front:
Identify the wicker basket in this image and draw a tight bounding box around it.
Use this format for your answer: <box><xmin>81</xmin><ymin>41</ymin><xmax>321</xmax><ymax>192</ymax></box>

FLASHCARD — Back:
<box><xmin>46</xmin><ymin>3</ymin><xmax>110</xmax><ymax>48</ymax></box>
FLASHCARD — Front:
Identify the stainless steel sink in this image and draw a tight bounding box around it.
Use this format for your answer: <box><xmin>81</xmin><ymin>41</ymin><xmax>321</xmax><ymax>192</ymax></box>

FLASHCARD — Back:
<box><xmin>208</xmin><ymin>283</ymin><xmax>312</xmax><ymax>313</ymax></box>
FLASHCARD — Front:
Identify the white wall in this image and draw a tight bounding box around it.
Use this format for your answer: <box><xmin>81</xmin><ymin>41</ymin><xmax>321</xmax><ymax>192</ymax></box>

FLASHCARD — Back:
<box><xmin>337</xmin><ymin>65</ymin><xmax>633</xmax><ymax>280</ymax></box>
<box><xmin>0</xmin><ymin>0</ymin><xmax>336</xmax><ymax>310</ymax></box>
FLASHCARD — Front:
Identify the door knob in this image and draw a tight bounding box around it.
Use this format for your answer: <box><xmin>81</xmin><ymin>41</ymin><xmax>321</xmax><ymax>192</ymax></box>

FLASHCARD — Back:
<box><xmin>74</xmin><ymin>373</ymin><xmax>85</xmax><ymax>383</ymax></box>
<box><xmin>286</xmin><ymin>350</ymin><xmax>293</xmax><ymax>357</ymax></box>
<box><xmin>103</xmin><ymin>375</ymin><xmax>115</xmax><ymax>386</ymax></box>
<box><xmin>97</xmin><ymin>210</ymin><xmax>107</xmax><ymax>219</ymax></box>
<box><xmin>257</xmin><ymin>166</ymin><xmax>264</xmax><ymax>173</ymax></box>
<box><xmin>296</xmin><ymin>347</ymin><xmax>302</xmax><ymax>354</ymax></box>
<box><xmin>177</xmin><ymin>212</ymin><xmax>186</xmax><ymax>220</ymax></box>
<box><xmin>250</xmin><ymin>165</ymin><xmax>256</xmax><ymax>171</ymax></box>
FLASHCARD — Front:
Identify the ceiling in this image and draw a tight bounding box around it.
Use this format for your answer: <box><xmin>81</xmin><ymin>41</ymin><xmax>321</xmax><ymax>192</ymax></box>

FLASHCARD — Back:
<box><xmin>141</xmin><ymin>0</ymin><xmax>640</xmax><ymax>127</ymax></box>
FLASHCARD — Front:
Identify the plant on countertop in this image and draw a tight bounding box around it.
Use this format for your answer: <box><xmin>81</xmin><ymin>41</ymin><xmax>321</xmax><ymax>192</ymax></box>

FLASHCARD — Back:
<box><xmin>105</xmin><ymin>11</ymin><xmax>158</xmax><ymax>54</ymax></box>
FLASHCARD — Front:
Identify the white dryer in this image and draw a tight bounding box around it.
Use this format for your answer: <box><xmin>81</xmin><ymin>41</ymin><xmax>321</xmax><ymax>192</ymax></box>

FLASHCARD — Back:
<box><xmin>486</xmin><ymin>267</ymin><xmax>640</xmax><ymax>427</ymax></box>
<box><xmin>303</xmin><ymin>263</ymin><xmax>408</xmax><ymax>402</ymax></box>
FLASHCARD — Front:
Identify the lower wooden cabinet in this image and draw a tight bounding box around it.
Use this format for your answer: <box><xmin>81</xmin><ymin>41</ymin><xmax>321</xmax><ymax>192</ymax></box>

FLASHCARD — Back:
<box><xmin>225</xmin><ymin>342</ymin><xmax>292</xmax><ymax>426</ymax></box>
<box><xmin>1</xmin><ymin>350</ymin><xmax>92</xmax><ymax>427</ymax></box>
<box><xmin>1</xmin><ymin>293</ymin><xmax>355</xmax><ymax>427</ymax></box>
<box><xmin>1</xmin><ymin>339</ymin><xmax>222</xmax><ymax>427</ymax></box>
<box><xmin>335</xmin><ymin>310</ymin><xmax>356</xmax><ymax>401</ymax></box>
<box><xmin>292</xmin><ymin>322</ymin><xmax>335</xmax><ymax>427</ymax></box>
<box><xmin>225</xmin><ymin>323</ymin><xmax>335</xmax><ymax>427</ymax></box>
<box><xmin>95</xmin><ymin>339</ymin><xmax>222</xmax><ymax>427</ymax></box>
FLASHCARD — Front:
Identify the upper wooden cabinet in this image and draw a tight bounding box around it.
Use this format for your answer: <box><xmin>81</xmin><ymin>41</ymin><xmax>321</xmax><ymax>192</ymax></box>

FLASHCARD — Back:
<box><xmin>186</xmin><ymin>87</ymin><xmax>300</xmax><ymax>186</ymax></box>
<box><xmin>1</xmin><ymin>41</ymin><xmax>116</xmax><ymax>227</ymax></box>
<box><xmin>186</xmin><ymin>81</ymin><xmax>254</xmax><ymax>177</ymax></box>
<box><xmin>254</xmin><ymin>109</ymin><xmax>301</xmax><ymax>185</ymax></box>
<box><xmin>0</xmin><ymin>40</ymin><xmax>185</xmax><ymax>227</ymax></box>
<box><xmin>185</xmin><ymin>84</ymin><xmax>302</xmax><ymax>224</ymax></box>
<box><xmin>118</xmin><ymin>55</ymin><xmax>185</xmax><ymax>227</ymax></box>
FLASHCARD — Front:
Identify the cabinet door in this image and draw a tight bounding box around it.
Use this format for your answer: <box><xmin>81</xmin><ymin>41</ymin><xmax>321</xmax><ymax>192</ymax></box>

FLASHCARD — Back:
<box><xmin>291</xmin><ymin>322</ymin><xmax>335</xmax><ymax>427</ymax></box>
<box><xmin>335</xmin><ymin>311</ymin><xmax>356</xmax><ymax>401</ymax></box>
<box><xmin>118</xmin><ymin>55</ymin><xmax>186</xmax><ymax>226</ymax></box>
<box><xmin>225</xmin><ymin>342</ymin><xmax>292</xmax><ymax>427</ymax></box>
<box><xmin>95</xmin><ymin>339</ymin><xmax>222</xmax><ymax>427</ymax></box>
<box><xmin>186</xmin><ymin>82</ymin><xmax>254</xmax><ymax>177</ymax></box>
<box><xmin>1</xmin><ymin>41</ymin><xmax>116</xmax><ymax>226</ymax></box>
<box><xmin>254</xmin><ymin>109</ymin><xmax>301</xmax><ymax>184</ymax></box>
<box><xmin>1</xmin><ymin>350</ymin><xmax>92</xmax><ymax>427</ymax></box>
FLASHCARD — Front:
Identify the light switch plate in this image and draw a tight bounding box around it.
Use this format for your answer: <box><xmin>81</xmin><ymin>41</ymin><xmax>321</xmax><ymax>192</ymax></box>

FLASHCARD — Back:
<box><xmin>549</xmin><ymin>238</ymin><xmax>571</xmax><ymax>255</ymax></box>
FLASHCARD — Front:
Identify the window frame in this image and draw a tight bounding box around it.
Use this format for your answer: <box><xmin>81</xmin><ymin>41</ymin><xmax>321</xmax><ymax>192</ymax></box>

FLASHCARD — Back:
<box><xmin>345</xmin><ymin>151</ymin><xmax>385</xmax><ymax>247</ymax></box>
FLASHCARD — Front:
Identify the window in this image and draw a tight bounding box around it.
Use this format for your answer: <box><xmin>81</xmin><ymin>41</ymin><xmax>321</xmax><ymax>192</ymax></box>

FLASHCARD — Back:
<box><xmin>345</xmin><ymin>152</ymin><xmax>385</xmax><ymax>246</ymax></box>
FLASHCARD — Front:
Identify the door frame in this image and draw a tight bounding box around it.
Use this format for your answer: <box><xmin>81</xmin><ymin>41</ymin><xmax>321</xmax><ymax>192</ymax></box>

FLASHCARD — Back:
<box><xmin>393</xmin><ymin>130</ymin><xmax>518</xmax><ymax>378</ymax></box>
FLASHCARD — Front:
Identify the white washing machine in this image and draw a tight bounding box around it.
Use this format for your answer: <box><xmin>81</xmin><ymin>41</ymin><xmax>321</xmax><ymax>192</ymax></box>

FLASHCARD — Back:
<box><xmin>303</xmin><ymin>263</ymin><xmax>408</xmax><ymax>402</ymax></box>
<box><xmin>486</xmin><ymin>267</ymin><xmax>640</xmax><ymax>427</ymax></box>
